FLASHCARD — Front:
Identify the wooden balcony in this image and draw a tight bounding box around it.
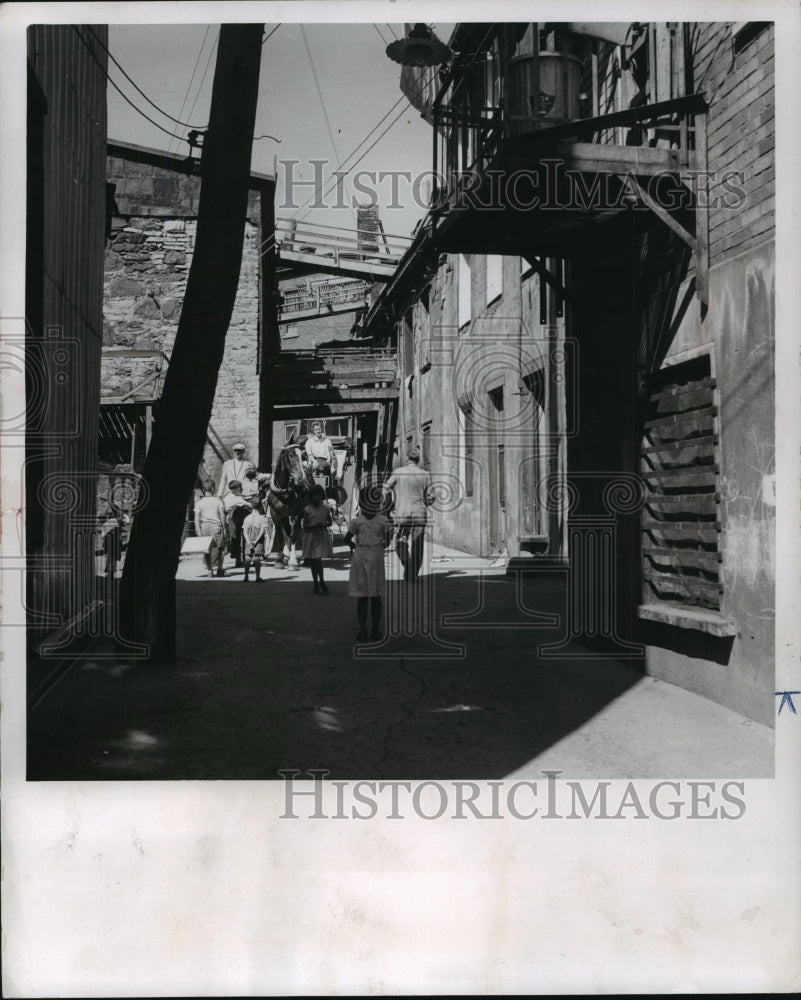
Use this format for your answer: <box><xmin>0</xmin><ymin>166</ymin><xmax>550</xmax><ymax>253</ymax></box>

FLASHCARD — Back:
<box><xmin>265</xmin><ymin>345</ymin><xmax>399</xmax><ymax>406</ymax></box>
<box><xmin>278</xmin><ymin>277</ymin><xmax>372</xmax><ymax>324</ymax></box>
<box><xmin>274</xmin><ymin>218</ymin><xmax>411</xmax><ymax>282</ymax></box>
<box><xmin>431</xmin><ymin>94</ymin><xmax>709</xmax><ymax>303</ymax></box>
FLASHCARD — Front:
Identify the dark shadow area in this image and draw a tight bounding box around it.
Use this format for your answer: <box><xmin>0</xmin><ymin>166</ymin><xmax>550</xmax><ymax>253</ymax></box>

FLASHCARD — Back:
<box><xmin>27</xmin><ymin>570</ymin><xmax>652</xmax><ymax>780</ymax></box>
<box><xmin>637</xmin><ymin>619</ymin><xmax>735</xmax><ymax>665</ymax></box>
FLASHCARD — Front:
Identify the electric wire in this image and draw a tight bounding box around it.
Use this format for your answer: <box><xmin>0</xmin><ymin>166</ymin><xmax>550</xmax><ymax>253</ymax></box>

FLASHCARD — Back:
<box><xmin>86</xmin><ymin>24</ymin><xmax>208</xmax><ymax>130</ymax></box>
<box><xmin>287</xmin><ymin>91</ymin><xmax>408</xmax><ymax>224</ymax></box>
<box><xmin>301</xmin><ymin>25</ymin><xmax>342</xmax><ymax>164</ymax></box>
<box><xmin>294</xmin><ymin>62</ymin><xmax>437</xmax><ymax>223</ymax></box>
<box><xmin>262</xmin><ymin>24</ymin><xmax>281</xmax><ymax>45</ymax></box>
<box><xmin>183</xmin><ymin>28</ymin><xmax>219</xmax><ymax>129</ymax></box>
<box><xmin>295</xmin><ymin>98</ymin><xmax>411</xmax><ymax>223</ymax></box>
<box><xmin>167</xmin><ymin>26</ymin><xmax>211</xmax><ymax>155</ymax></box>
<box><xmin>74</xmin><ymin>26</ymin><xmax>185</xmax><ymax>142</ymax></box>
<box><xmin>256</xmin><ymin>93</ymin><xmax>416</xmax><ymax>263</ymax></box>
<box><xmin>259</xmin><ymin>65</ymin><xmax>434</xmax><ymax>256</ymax></box>
<box><xmin>256</xmin><ymin>89</ymin><xmax>408</xmax><ymax>256</ymax></box>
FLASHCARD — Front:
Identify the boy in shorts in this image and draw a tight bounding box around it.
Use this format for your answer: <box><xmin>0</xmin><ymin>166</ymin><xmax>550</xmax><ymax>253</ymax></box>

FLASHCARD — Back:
<box><xmin>242</xmin><ymin>496</ymin><xmax>271</xmax><ymax>583</ymax></box>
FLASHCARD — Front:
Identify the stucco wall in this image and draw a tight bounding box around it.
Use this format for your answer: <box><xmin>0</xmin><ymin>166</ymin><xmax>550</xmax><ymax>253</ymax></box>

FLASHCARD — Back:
<box><xmin>401</xmin><ymin>253</ymin><xmax>567</xmax><ymax>558</ymax></box>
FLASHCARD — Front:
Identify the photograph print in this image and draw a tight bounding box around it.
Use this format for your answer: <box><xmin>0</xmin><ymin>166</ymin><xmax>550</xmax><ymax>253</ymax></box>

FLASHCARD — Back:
<box><xmin>20</xmin><ymin>17</ymin><xmax>778</xmax><ymax>783</ymax></box>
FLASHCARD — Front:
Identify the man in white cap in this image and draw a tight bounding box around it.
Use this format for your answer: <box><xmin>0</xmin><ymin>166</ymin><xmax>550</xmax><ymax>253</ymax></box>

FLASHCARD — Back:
<box><xmin>382</xmin><ymin>445</ymin><xmax>433</xmax><ymax>582</ymax></box>
<box><xmin>217</xmin><ymin>442</ymin><xmax>255</xmax><ymax>499</ymax></box>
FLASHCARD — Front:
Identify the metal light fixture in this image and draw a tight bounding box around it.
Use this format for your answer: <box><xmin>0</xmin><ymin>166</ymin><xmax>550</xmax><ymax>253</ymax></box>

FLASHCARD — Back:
<box><xmin>386</xmin><ymin>23</ymin><xmax>451</xmax><ymax>67</ymax></box>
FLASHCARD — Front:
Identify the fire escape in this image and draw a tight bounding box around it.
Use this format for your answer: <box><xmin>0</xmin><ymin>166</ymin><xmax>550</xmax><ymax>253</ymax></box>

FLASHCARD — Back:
<box><xmin>404</xmin><ymin>22</ymin><xmax>709</xmax><ymax>305</ymax></box>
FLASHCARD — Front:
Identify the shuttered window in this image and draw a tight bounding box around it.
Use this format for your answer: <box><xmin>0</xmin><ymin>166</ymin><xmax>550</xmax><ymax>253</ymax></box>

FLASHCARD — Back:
<box><xmin>641</xmin><ymin>355</ymin><xmax>722</xmax><ymax>611</ymax></box>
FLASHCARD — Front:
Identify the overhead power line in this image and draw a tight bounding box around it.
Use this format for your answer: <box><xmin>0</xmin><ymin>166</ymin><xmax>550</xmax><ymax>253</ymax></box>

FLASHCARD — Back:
<box><xmin>86</xmin><ymin>24</ymin><xmax>207</xmax><ymax>130</ymax></box>
<box><xmin>182</xmin><ymin>28</ymin><xmax>219</xmax><ymax>133</ymax></box>
<box><xmin>168</xmin><ymin>25</ymin><xmax>211</xmax><ymax>155</ymax></box>
<box><xmin>296</xmin><ymin>98</ymin><xmax>412</xmax><ymax>222</ymax></box>
<box><xmin>301</xmin><ymin>25</ymin><xmax>341</xmax><ymax>165</ymax></box>
<box><xmin>73</xmin><ymin>26</ymin><xmax>184</xmax><ymax>142</ymax></box>
<box><xmin>263</xmin><ymin>24</ymin><xmax>281</xmax><ymax>45</ymax></box>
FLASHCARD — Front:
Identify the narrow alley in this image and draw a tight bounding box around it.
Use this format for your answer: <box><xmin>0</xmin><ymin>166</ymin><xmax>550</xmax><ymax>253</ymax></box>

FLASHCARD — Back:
<box><xmin>27</xmin><ymin>541</ymin><xmax>772</xmax><ymax>781</ymax></box>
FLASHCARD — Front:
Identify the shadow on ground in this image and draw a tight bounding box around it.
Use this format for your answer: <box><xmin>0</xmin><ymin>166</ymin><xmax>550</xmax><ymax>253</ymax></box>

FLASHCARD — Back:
<box><xmin>27</xmin><ymin>567</ymin><xmax>652</xmax><ymax>780</ymax></box>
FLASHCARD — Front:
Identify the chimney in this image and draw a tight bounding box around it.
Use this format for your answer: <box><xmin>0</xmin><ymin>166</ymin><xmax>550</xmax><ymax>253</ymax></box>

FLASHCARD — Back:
<box><xmin>357</xmin><ymin>205</ymin><xmax>380</xmax><ymax>255</ymax></box>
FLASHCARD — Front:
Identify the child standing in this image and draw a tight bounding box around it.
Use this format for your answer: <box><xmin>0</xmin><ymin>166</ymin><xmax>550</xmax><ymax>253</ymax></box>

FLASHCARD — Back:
<box><xmin>345</xmin><ymin>487</ymin><xmax>390</xmax><ymax>641</ymax></box>
<box><xmin>242</xmin><ymin>496</ymin><xmax>272</xmax><ymax>583</ymax></box>
<box><xmin>303</xmin><ymin>485</ymin><xmax>334</xmax><ymax>593</ymax></box>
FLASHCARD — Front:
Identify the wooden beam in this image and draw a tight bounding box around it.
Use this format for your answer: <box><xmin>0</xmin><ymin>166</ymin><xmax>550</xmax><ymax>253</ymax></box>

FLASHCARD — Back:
<box><xmin>502</xmin><ymin>92</ymin><xmax>708</xmax><ymax>145</ymax></box>
<box><xmin>547</xmin><ymin>140</ymin><xmax>682</xmax><ymax>176</ymax></box>
<box><xmin>694</xmin><ymin>110</ymin><xmax>709</xmax><ymax>308</ymax></box>
<box><xmin>271</xmin><ymin>387</ymin><xmax>399</xmax><ymax>405</ymax></box>
<box><xmin>521</xmin><ymin>254</ymin><xmax>572</xmax><ymax>303</ymax></box>
<box><xmin>119</xmin><ymin>24</ymin><xmax>263</xmax><ymax>659</ymax></box>
<box><xmin>628</xmin><ymin>176</ymin><xmax>696</xmax><ymax>251</ymax></box>
<box><xmin>277</xmin><ymin>248</ymin><xmax>395</xmax><ymax>281</ymax></box>
<box><xmin>273</xmin><ymin>402</ymin><xmax>381</xmax><ymax>417</ymax></box>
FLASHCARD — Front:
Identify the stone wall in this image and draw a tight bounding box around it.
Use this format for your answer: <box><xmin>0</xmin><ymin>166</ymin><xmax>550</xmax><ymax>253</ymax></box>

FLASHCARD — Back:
<box><xmin>102</xmin><ymin>149</ymin><xmax>267</xmax><ymax>485</ymax></box>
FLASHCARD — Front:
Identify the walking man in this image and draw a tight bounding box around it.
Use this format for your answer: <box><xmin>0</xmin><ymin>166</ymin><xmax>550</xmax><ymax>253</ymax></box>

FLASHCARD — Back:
<box><xmin>194</xmin><ymin>480</ymin><xmax>228</xmax><ymax>578</ymax></box>
<box><xmin>223</xmin><ymin>480</ymin><xmax>251</xmax><ymax>568</ymax></box>
<box><xmin>382</xmin><ymin>446</ymin><xmax>433</xmax><ymax>582</ymax></box>
<box><xmin>217</xmin><ymin>442</ymin><xmax>255</xmax><ymax>499</ymax></box>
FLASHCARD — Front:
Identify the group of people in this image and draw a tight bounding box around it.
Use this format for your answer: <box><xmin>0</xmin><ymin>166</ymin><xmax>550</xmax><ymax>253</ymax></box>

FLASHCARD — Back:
<box><xmin>192</xmin><ymin>435</ymin><xmax>434</xmax><ymax>642</ymax></box>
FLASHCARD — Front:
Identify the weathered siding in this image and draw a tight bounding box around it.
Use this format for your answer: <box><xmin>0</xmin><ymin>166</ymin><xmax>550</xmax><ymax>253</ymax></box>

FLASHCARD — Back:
<box><xmin>26</xmin><ymin>25</ymin><xmax>107</xmax><ymax>636</ymax></box>
<box><xmin>635</xmin><ymin>22</ymin><xmax>776</xmax><ymax>724</ymax></box>
<box><xmin>400</xmin><ymin>253</ymin><xmax>567</xmax><ymax>559</ymax></box>
<box><xmin>642</xmin><ymin>242</ymin><xmax>775</xmax><ymax>725</ymax></box>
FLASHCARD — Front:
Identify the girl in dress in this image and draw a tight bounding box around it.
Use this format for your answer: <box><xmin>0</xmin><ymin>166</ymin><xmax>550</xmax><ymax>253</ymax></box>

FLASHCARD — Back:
<box><xmin>345</xmin><ymin>486</ymin><xmax>391</xmax><ymax>641</ymax></box>
<box><xmin>302</xmin><ymin>485</ymin><xmax>334</xmax><ymax>593</ymax></box>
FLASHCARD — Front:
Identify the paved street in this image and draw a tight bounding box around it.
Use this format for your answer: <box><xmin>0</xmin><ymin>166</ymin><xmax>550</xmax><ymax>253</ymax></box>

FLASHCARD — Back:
<box><xmin>28</xmin><ymin>539</ymin><xmax>773</xmax><ymax>780</ymax></box>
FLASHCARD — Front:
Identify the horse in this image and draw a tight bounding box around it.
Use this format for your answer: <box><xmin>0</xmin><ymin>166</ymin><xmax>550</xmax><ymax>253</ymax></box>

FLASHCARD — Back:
<box><xmin>266</xmin><ymin>444</ymin><xmax>311</xmax><ymax>568</ymax></box>
<box><xmin>266</xmin><ymin>444</ymin><xmax>350</xmax><ymax>567</ymax></box>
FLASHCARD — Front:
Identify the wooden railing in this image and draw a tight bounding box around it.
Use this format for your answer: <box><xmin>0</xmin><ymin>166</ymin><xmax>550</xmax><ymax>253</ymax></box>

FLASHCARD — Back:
<box><xmin>275</xmin><ymin>217</ymin><xmax>412</xmax><ymax>270</ymax></box>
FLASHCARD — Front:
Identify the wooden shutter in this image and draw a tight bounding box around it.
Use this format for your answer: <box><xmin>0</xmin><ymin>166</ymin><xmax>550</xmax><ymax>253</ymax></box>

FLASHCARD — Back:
<box><xmin>641</xmin><ymin>355</ymin><xmax>722</xmax><ymax>611</ymax></box>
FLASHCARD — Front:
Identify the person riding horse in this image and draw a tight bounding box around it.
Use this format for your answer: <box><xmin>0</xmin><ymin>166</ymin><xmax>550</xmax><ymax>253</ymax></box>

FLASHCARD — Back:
<box><xmin>265</xmin><ymin>444</ymin><xmax>348</xmax><ymax>567</ymax></box>
<box><xmin>304</xmin><ymin>421</ymin><xmax>337</xmax><ymax>482</ymax></box>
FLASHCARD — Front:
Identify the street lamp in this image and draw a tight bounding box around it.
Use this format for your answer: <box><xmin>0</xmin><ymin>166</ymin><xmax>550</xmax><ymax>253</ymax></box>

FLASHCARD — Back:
<box><xmin>386</xmin><ymin>23</ymin><xmax>451</xmax><ymax>67</ymax></box>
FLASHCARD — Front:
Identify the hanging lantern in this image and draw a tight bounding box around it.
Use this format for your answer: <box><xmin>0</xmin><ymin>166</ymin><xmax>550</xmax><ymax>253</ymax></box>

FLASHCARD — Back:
<box><xmin>386</xmin><ymin>23</ymin><xmax>451</xmax><ymax>67</ymax></box>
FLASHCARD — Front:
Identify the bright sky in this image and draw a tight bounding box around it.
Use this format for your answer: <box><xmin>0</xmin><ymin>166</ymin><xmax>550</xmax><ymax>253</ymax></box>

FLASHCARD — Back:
<box><xmin>108</xmin><ymin>22</ymin><xmax>452</xmax><ymax>239</ymax></box>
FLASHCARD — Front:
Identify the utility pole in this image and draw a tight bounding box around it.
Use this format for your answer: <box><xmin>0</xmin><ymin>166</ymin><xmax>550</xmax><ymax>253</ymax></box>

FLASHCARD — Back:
<box><xmin>119</xmin><ymin>24</ymin><xmax>263</xmax><ymax>660</ymax></box>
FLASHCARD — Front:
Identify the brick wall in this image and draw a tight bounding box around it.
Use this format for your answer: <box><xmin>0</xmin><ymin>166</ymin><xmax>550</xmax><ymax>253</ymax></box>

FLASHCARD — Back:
<box><xmin>692</xmin><ymin>22</ymin><xmax>774</xmax><ymax>264</ymax></box>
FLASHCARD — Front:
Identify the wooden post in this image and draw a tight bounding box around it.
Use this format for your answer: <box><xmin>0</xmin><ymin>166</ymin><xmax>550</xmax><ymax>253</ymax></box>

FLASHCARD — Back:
<box><xmin>129</xmin><ymin>415</ymin><xmax>137</xmax><ymax>469</ymax></box>
<box><xmin>695</xmin><ymin>109</ymin><xmax>709</xmax><ymax>309</ymax></box>
<box><xmin>144</xmin><ymin>403</ymin><xmax>152</xmax><ymax>455</ymax></box>
<box><xmin>119</xmin><ymin>24</ymin><xmax>263</xmax><ymax>660</ymax></box>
